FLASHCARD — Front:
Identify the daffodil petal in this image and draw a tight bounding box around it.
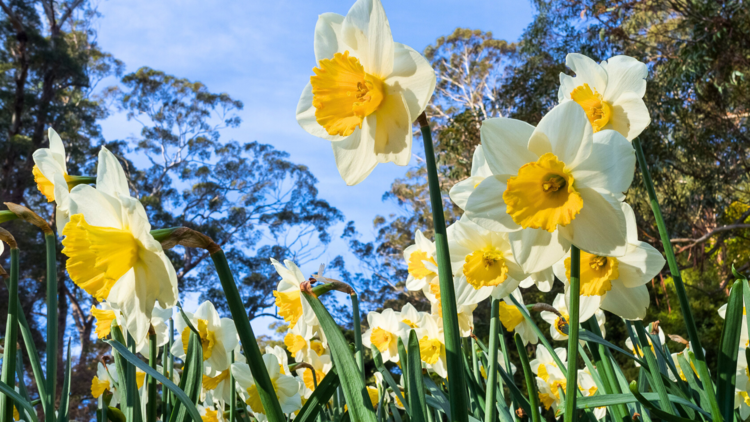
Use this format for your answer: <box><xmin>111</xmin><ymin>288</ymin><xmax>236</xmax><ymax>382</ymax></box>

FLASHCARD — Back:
<box><xmin>342</xmin><ymin>0</ymin><xmax>394</xmax><ymax>78</ymax></box>
<box><xmin>296</xmin><ymin>82</ymin><xmax>344</xmax><ymax>142</ymax></box>
<box><xmin>68</xmin><ymin>185</ymin><xmax>124</xmax><ymax>229</ymax></box>
<box><xmin>449</xmin><ymin>176</ymin><xmax>481</xmax><ymax>211</ymax></box>
<box><xmin>314</xmin><ymin>13</ymin><xmax>345</xmax><ymax>62</ymax></box>
<box><xmin>564</xmin><ymin>53</ymin><xmax>608</xmax><ymax>95</ymax></box>
<box><xmin>600</xmin><ymin>283</ymin><xmax>649</xmax><ymax>320</ymax></box>
<box><xmin>606</xmin><ymin>92</ymin><xmax>651</xmax><ymax>141</ymax></box>
<box><xmin>572</xmin><ymin>129</ymin><xmax>635</xmax><ymax>198</ymax></box>
<box><xmin>331</xmin><ymin>119</ymin><xmax>378</xmax><ymax>185</ymax></box>
<box><xmin>97</xmin><ymin>147</ymin><xmax>130</xmax><ymax>199</ymax></box>
<box><xmin>617</xmin><ymin>241</ymin><xmax>666</xmax><ymax>288</ymax></box>
<box><xmin>386</xmin><ymin>42</ymin><xmax>436</xmax><ymax>119</ymax></box>
<box><xmin>568</xmin><ymin>292</ymin><xmax>601</xmax><ymax>323</ymax></box>
<box><xmin>374</xmin><ymin>91</ymin><xmax>412</xmax><ymax>165</ymax></box>
<box><xmin>509</xmin><ymin>228</ymin><xmax>570</xmax><ymax>274</ymax></box>
<box><xmin>481</xmin><ymin>117</ymin><xmax>537</xmax><ymax>175</ymax></box>
<box><xmin>559</xmin><ymin>188</ymin><xmax>628</xmax><ymax>257</ymax></box>
<box><xmin>528</xmin><ymin>100</ymin><xmax>593</xmax><ymax>169</ymax></box>
<box><xmin>464</xmin><ymin>175</ymin><xmax>521</xmax><ymax>232</ymax></box>
<box><xmin>601</xmin><ymin>55</ymin><xmax>648</xmax><ymax>100</ymax></box>
<box><xmin>519</xmin><ymin>267</ymin><xmax>554</xmax><ymax>292</ymax></box>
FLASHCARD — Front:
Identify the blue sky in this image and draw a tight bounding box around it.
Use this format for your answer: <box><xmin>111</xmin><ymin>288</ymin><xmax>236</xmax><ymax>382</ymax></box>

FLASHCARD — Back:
<box><xmin>94</xmin><ymin>0</ymin><xmax>535</xmax><ymax>333</ymax></box>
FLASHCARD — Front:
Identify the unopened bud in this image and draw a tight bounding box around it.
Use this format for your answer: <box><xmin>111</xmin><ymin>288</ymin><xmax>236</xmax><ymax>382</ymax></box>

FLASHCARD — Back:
<box><xmin>152</xmin><ymin>227</ymin><xmax>220</xmax><ymax>254</ymax></box>
<box><xmin>4</xmin><ymin>202</ymin><xmax>52</xmax><ymax>235</ymax></box>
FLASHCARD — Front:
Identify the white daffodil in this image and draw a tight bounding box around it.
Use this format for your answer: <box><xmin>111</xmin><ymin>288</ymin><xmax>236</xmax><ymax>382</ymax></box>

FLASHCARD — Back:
<box><xmin>423</xmin><ymin>274</ymin><xmax>492</xmax><ymax>337</ymax></box>
<box><xmin>91</xmin><ymin>302</ymin><xmax>172</xmax><ymax>356</ymax></box>
<box><xmin>197</xmin><ymin>404</ymin><xmax>221</xmax><ymax>422</ymax></box>
<box><xmin>233</xmin><ymin>355</ymin><xmax>302</xmax><ymax>415</ymax></box>
<box><xmin>296</xmin><ymin>0</ymin><xmax>436</xmax><ymax>185</ymax></box>
<box><xmin>553</xmin><ymin>203</ymin><xmax>665</xmax><ymax>320</ymax></box>
<box><xmin>736</xmin><ymin>348</ymin><xmax>750</xmax><ymax>419</ymax></box>
<box><xmin>531</xmin><ymin>346</ymin><xmax>568</xmax><ymax>412</ymax></box>
<box><xmin>404</xmin><ymin>230</ymin><xmax>438</xmax><ymax>291</ymax></box>
<box><xmin>172</xmin><ymin>301</ymin><xmax>239</xmax><ymax>376</ymax></box>
<box><xmin>668</xmin><ymin>343</ymin><xmax>701</xmax><ymax>383</ymax></box>
<box><xmin>625</xmin><ymin>322</ymin><xmax>665</xmax><ymax>367</ymax></box>
<box><xmin>283</xmin><ymin>321</ymin><xmax>327</xmax><ymax>364</ymax></box>
<box><xmin>362</xmin><ymin>308</ymin><xmax>410</xmax><ymax>363</ymax></box>
<box><xmin>32</xmin><ymin>128</ymin><xmax>73</xmax><ymax>233</ymax></box>
<box><xmin>416</xmin><ymin>313</ymin><xmax>447</xmax><ymax>378</ymax></box>
<box><xmin>448</xmin><ymin>216</ymin><xmax>527</xmax><ymax>298</ymax></box>
<box><xmin>266</xmin><ymin>345</ymin><xmax>292</xmax><ymax>376</ymax></box>
<box><xmin>202</xmin><ymin>344</ymin><xmax>243</xmax><ymax>407</ymax></box>
<box><xmin>465</xmin><ymin>101</ymin><xmax>636</xmax><ymax>273</ymax></box>
<box><xmin>496</xmin><ymin>289</ymin><xmax>538</xmax><ymax>345</ymax></box>
<box><xmin>558</xmin><ymin>53</ymin><xmax>650</xmax><ymax>141</ymax></box>
<box><xmin>397</xmin><ymin>303</ymin><xmax>427</xmax><ymax>330</ymax></box>
<box><xmin>91</xmin><ymin>362</ymin><xmax>122</xmax><ymax>406</ymax></box>
<box><xmin>139</xmin><ymin>304</ymin><xmax>173</xmax><ymax>355</ymax></box>
<box><xmin>295</xmin><ymin>349</ymin><xmax>333</xmax><ymax>398</ymax></box>
<box><xmin>272</xmin><ymin>258</ymin><xmax>318</xmax><ymax>332</ymax></box>
<box><xmin>62</xmin><ymin>147</ymin><xmax>178</xmax><ymax>344</ymax></box>
<box><xmin>540</xmin><ymin>293</ymin><xmax>606</xmax><ymax>342</ymax></box>
<box><xmin>449</xmin><ymin>145</ymin><xmax>493</xmax><ymax>210</ymax></box>
<box><xmin>518</xmin><ymin>267</ymin><xmax>555</xmax><ymax>292</ymax></box>
<box><xmin>578</xmin><ymin>368</ymin><xmax>607</xmax><ymax>420</ymax></box>
<box><xmin>530</xmin><ymin>346</ymin><xmax>567</xmax><ymax>382</ymax></box>
<box><xmin>719</xmin><ymin>302</ymin><xmax>748</xmax><ymax>348</ymax></box>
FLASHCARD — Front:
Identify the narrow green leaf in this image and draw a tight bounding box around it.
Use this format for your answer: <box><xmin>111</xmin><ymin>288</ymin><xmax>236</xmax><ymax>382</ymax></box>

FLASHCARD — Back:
<box><xmin>633</xmin><ymin>321</ymin><xmax>673</xmax><ymax>414</ymax></box>
<box><xmin>578</xmin><ymin>330</ymin><xmax>646</xmax><ymax>366</ymax></box>
<box><xmin>44</xmin><ymin>233</ymin><xmax>58</xmax><ymax>422</ymax></box>
<box><xmin>295</xmin><ymin>369</ymin><xmax>340</xmax><ymax>422</ymax></box>
<box><xmin>397</xmin><ymin>337</ymin><xmax>409</xmax><ymax>403</ymax></box>
<box><xmin>371</xmin><ymin>345</ymin><xmax>409</xmax><ymax>416</ymax></box>
<box><xmin>106</xmin><ymin>339</ymin><xmax>202</xmax><ymax>422</ymax></box>
<box><xmin>1</xmin><ymin>248</ymin><xmax>20</xmax><ymax>422</ymax></box>
<box><xmin>351</xmin><ymin>293</ymin><xmax>365</xmax><ymax>382</ymax></box>
<box><xmin>303</xmin><ymin>291</ymin><xmax>377</xmax><ymax>422</ymax></box>
<box><xmin>407</xmin><ymin>331</ymin><xmax>427</xmax><ymax>422</ymax></box>
<box><xmin>147</xmin><ymin>332</ymin><xmax>158</xmax><ymax>422</ymax></box>
<box><xmin>564</xmin><ymin>246</ymin><xmax>580</xmax><ymax>422</ymax></box>
<box><xmin>717</xmin><ymin>280</ymin><xmax>743</xmax><ymax>420</ymax></box>
<box><xmin>496</xmin><ymin>364</ymin><xmax>530</xmax><ymax>416</ymax></box>
<box><xmin>56</xmin><ymin>341</ymin><xmax>72</xmax><ymax>422</ymax></box>
<box><xmin>484</xmin><ymin>299</ymin><xmax>500</xmax><ymax>422</ymax></box>
<box><xmin>628</xmin><ymin>382</ymin><xmax>695</xmax><ymax>422</ymax></box>
<box><xmin>170</xmin><ymin>332</ymin><xmax>202</xmax><ymax>422</ymax></box>
<box><xmin>422</xmin><ymin>377</ymin><xmax>450</xmax><ymax>415</ymax></box>
<box><xmin>576</xmin><ymin>392</ymin><xmax>710</xmax><ymax>418</ymax></box>
<box><xmin>0</xmin><ymin>380</ymin><xmax>37</xmax><ymax>422</ymax></box>
<box><xmin>514</xmin><ymin>334</ymin><xmax>540</xmax><ymax>422</ymax></box>
<box><xmin>676</xmin><ymin>353</ymin><xmax>709</xmax><ymax>411</ymax></box>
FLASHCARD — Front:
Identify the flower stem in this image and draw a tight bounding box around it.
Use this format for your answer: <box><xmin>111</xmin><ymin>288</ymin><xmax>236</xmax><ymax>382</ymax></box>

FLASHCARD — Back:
<box><xmin>564</xmin><ymin>245</ymin><xmax>580</xmax><ymax>422</ymax></box>
<box><xmin>44</xmin><ymin>233</ymin><xmax>57</xmax><ymax>422</ymax></box>
<box><xmin>514</xmin><ymin>333</ymin><xmax>540</xmax><ymax>422</ymax></box>
<box><xmin>484</xmin><ymin>299</ymin><xmax>500</xmax><ymax>422</ymax></box>
<box><xmin>147</xmin><ymin>331</ymin><xmax>157</xmax><ymax>422</ymax></box>
<box><xmin>162</xmin><ymin>318</ymin><xmax>173</xmax><ymax>422</ymax></box>
<box><xmin>229</xmin><ymin>351</ymin><xmax>236</xmax><ymax>422</ymax></box>
<box><xmin>632</xmin><ymin>138</ymin><xmax>721</xmax><ymax>420</ymax></box>
<box><xmin>418</xmin><ymin>112</ymin><xmax>468</xmax><ymax>422</ymax></box>
<box><xmin>0</xmin><ymin>248</ymin><xmax>19</xmax><ymax>422</ymax></box>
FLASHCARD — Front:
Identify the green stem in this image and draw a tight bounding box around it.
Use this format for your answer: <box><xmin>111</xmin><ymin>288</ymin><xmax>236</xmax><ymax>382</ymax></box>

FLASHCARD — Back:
<box><xmin>211</xmin><ymin>250</ymin><xmax>285</xmax><ymax>422</ymax></box>
<box><xmin>418</xmin><ymin>113</ymin><xmax>467</xmax><ymax>422</ymax></box>
<box><xmin>582</xmin><ymin>318</ymin><xmax>629</xmax><ymax>420</ymax></box>
<box><xmin>125</xmin><ymin>333</ymin><xmax>142</xmax><ymax>422</ymax></box>
<box><xmin>564</xmin><ymin>246</ymin><xmax>580</xmax><ymax>422</ymax></box>
<box><xmin>1</xmin><ymin>248</ymin><xmax>19</xmax><ymax>422</ymax></box>
<box><xmin>230</xmin><ymin>351</ymin><xmax>236</xmax><ymax>422</ymax></box>
<box><xmin>44</xmin><ymin>234</ymin><xmax>57</xmax><ymax>422</ymax></box>
<box><xmin>513</xmin><ymin>334</ymin><xmax>540</xmax><ymax>422</ymax></box>
<box><xmin>147</xmin><ymin>332</ymin><xmax>157</xmax><ymax>422</ymax></box>
<box><xmin>484</xmin><ymin>299</ymin><xmax>500</xmax><ymax>422</ymax></box>
<box><xmin>65</xmin><ymin>175</ymin><xmax>97</xmax><ymax>188</ymax></box>
<box><xmin>632</xmin><ymin>138</ymin><xmax>720</xmax><ymax>420</ymax></box>
<box><xmin>351</xmin><ymin>292</ymin><xmax>365</xmax><ymax>383</ymax></box>
<box><xmin>163</xmin><ymin>318</ymin><xmax>173</xmax><ymax>422</ymax></box>
<box><xmin>633</xmin><ymin>321</ymin><xmax>673</xmax><ymax>414</ymax></box>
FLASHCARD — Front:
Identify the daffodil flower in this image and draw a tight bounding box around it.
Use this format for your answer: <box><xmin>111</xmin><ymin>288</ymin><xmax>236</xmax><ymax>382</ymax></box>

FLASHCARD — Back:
<box><xmin>197</xmin><ymin>405</ymin><xmax>221</xmax><ymax>422</ymax></box>
<box><xmin>415</xmin><ymin>313</ymin><xmax>447</xmax><ymax>378</ymax></box>
<box><xmin>624</xmin><ymin>322</ymin><xmax>665</xmax><ymax>367</ymax></box>
<box><xmin>531</xmin><ymin>347</ymin><xmax>567</xmax><ymax>411</ymax></box>
<box><xmin>552</xmin><ymin>203</ymin><xmax>665</xmax><ymax>320</ymax></box>
<box><xmin>283</xmin><ymin>320</ymin><xmax>328</xmax><ymax>363</ymax></box>
<box><xmin>735</xmin><ymin>349</ymin><xmax>750</xmax><ymax>419</ymax></box>
<box><xmin>362</xmin><ymin>308</ymin><xmax>410</xmax><ymax>363</ymax></box>
<box><xmin>62</xmin><ymin>147</ymin><xmax>178</xmax><ymax>344</ymax></box>
<box><xmin>668</xmin><ymin>343</ymin><xmax>702</xmax><ymax>383</ymax></box>
<box><xmin>271</xmin><ymin>258</ymin><xmax>318</xmax><ymax>332</ymax></box>
<box><xmin>91</xmin><ymin>362</ymin><xmax>120</xmax><ymax>405</ymax></box>
<box><xmin>233</xmin><ymin>355</ymin><xmax>302</xmax><ymax>415</ymax></box>
<box><xmin>295</xmin><ymin>0</ymin><xmax>436</xmax><ymax>185</ymax></box>
<box><xmin>539</xmin><ymin>293</ymin><xmax>606</xmax><ymax>342</ymax></box>
<box><xmin>171</xmin><ymin>300</ymin><xmax>239</xmax><ymax>375</ymax></box>
<box><xmin>202</xmin><ymin>344</ymin><xmax>243</xmax><ymax>408</ymax></box>
<box><xmin>496</xmin><ymin>289</ymin><xmax>538</xmax><ymax>345</ymax></box>
<box><xmin>449</xmin><ymin>145</ymin><xmax>493</xmax><ymax>210</ymax></box>
<box><xmin>578</xmin><ymin>368</ymin><xmax>607</xmax><ymax>420</ymax></box>
<box><xmin>91</xmin><ymin>302</ymin><xmax>172</xmax><ymax>356</ymax></box>
<box><xmin>465</xmin><ymin>101</ymin><xmax>636</xmax><ymax>273</ymax></box>
<box><xmin>447</xmin><ymin>217</ymin><xmax>526</xmax><ymax>298</ymax></box>
<box><xmin>404</xmin><ymin>230</ymin><xmax>438</xmax><ymax>291</ymax></box>
<box><xmin>422</xmin><ymin>273</ymin><xmax>492</xmax><ymax>337</ymax></box>
<box><xmin>295</xmin><ymin>350</ymin><xmax>333</xmax><ymax>398</ymax></box>
<box><xmin>558</xmin><ymin>53</ymin><xmax>650</xmax><ymax>141</ymax></box>
<box><xmin>398</xmin><ymin>303</ymin><xmax>427</xmax><ymax>330</ymax></box>
<box><xmin>32</xmin><ymin>128</ymin><xmax>74</xmax><ymax>233</ymax></box>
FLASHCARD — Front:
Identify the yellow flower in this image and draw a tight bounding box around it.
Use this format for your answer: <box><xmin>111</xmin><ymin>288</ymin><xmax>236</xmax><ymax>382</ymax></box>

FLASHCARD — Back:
<box><xmin>91</xmin><ymin>304</ymin><xmax>117</xmax><ymax>339</ymax></box>
<box><xmin>497</xmin><ymin>289</ymin><xmax>537</xmax><ymax>345</ymax></box>
<box><xmin>91</xmin><ymin>375</ymin><xmax>110</xmax><ymax>398</ymax></box>
<box><xmin>32</xmin><ymin>128</ymin><xmax>75</xmax><ymax>233</ymax></box>
<box><xmin>200</xmin><ymin>409</ymin><xmax>219</xmax><ymax>422</ymax></box>
<box><xmin>271</xmin><ymin>258</ymin><xmax>317</xmax><ymax>330</ymax></box>
<box><xmin>362</xmin><ymin>308</ymin><xmax>408</xmax><ymax>363</ymax></box>
<box><xmin>404</xmin><ymin>230</ymin><xmax>438</xmax><ymax>291</ymax></box>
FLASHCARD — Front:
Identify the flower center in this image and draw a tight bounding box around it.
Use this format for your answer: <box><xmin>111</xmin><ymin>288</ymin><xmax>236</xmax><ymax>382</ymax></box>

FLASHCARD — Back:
<box><xmin>246</xmin><ymin>378</ymin><xmax>279</xmax><ymax>414</ymax></box>
<box><xmin>310</xmin><ymin>340</ymin><xmax>326</xmax><ymax>356</ymax></box>
<box><xmin>504</xmin><ymin>153</ymin><xmax>583</xmax><ymax>232</ymax></box>
<box><xmin>274</xmin><ymin>289</ymin><xmax>303</xmax><ymax>328</ymax></box>
<box><xmin>463</xmin><ymin>246</ymin><xmax>508</xmax><ymax>289</ymax></box>
<box><xmin>91</xmin><ymin>376</ymin><xmax>110</xmax><ymax>398</ymax></box>
<box><xmin>201</xmin><ymin>409</ymin><xmax>219</xmax><ymax>422</ymax></box>
<box><xmin>370</xmin><ymin>327</ymin><xmax>394</xmax><ymax>353</ymax></box>
<box><xmin>538</xmin><ymin>365</ymin><xmax>566</xmax><ymax>404</ymax></box>
<box><xmin>570</xmin><ymin>83</ymin><xmax>612</xmax><ymax>132</ymax></box>
<box><xmin>402</xmin><ymin>318</ymin><xmax>419</xmax><ymax>329</ymax></box>
<box><xmin>91</xmin><ymin>306</ymin><xmax>117</xmax><ymax>339</ymax></box>
<box><xmin>554</xmin><ymin>314</ymin><xmax>569</xmax><ymax>337</ymax></box>
<box><xmin>62</xmin><ymin>214</ymin><xmax>139</xmax><ymax>302</ymax></box>
<box><xmin>202</xmin><ymin>369</ymin><xmax>230</xmax><ymax>390</ymax></box>
<box><xmin>419</xmin><ymin>337</ymin><xmax>443</xmax><ymax>365</ymax></box>
<box><xmin>303</xmin><ymin>368</ymin><xmax>326</xmax><ymax>391</ymax></box>
<box><xmin>181</xmin><ymin>319</ymin><xmax>218</xmax><ymax>360</ymax></box>
<box><xmin>429</xmin><ymin>279</ymin><xmax>442</xmax><ymax>317</ymax></box>
<box><xmin>310</xmin><ymin>51</ymin><xmax>385</xmax><ymax>137</ymax></box>
<box><xmin>741</xmin><ymin>391</ymin><xmax>750</xmax><ymax>407</ymax></box>
<box><xmin>32</xmin><ymin>165</ymin><xmax>72</xmax><ymax>202</ymax></box>
<box><xmin>408</xmin><ymin>250</ymin><xmax>437</xmax><ymax>280</ymax></box>
<box><xmin>565</xmin><ymin>252</ymin><xmax>619</xmax><ymax>296</ymax></box>
<box><xmin>284</xmin><ymin>332</ymin><xmax>308</xmax><ymax>355</ymax></box>
<box><xmin>497</xmin><ymin>302</ymin><xmax>524</xmax><ymax>331</ymax></box>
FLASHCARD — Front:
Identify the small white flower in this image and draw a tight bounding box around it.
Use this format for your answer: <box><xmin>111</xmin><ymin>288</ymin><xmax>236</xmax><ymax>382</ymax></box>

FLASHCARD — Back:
<box><xmin>233</xmin><ymin>355</ymin><xmax>302</xmax><ymax>415</ymax></box>
<box><xmin>403</xmin><ymin>230</ymin><xmax>438</xmax><ymax>291</ymax></box>
<box><xmin>171</xmin><ymin>301</ymin><xmax>239</xmax><ymax>376</ymax></box>
<box><xmin>362</xmin><ymin>308</ymin><xmax>410</xmax><ymax>363</ymax></box>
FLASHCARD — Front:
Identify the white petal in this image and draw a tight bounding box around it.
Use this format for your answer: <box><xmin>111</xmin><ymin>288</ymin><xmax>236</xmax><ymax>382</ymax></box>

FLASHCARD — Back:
<box><xmin>573</xmin><ymin>129</ymin><xmax>635</xmax><ymax>198</ymax></box>
<box><xmin>314</xmin><ymin>13</ymin><xmax>345</xmax><ymax>62</ymax></box>
<box><xmin>606</xmin><ymin>92</ymin><xmax>651</xmax><ymax>141</ymax></box>
<box><xmin>220</xmin><ymin>318</ymin><xmax>240</xmax><ymax>352</ymax></box>
<box><xmin>617</xmin><ymin>241</ymin><xmax>665</xmax><ymax>288</ymax></box>
<box><xmin>108</xmin><ymin>268</ymin><xmax>151</xmax><ymax>344</ymax></box>
<box><xmin>528</xmin><ymin>101</ymin><xmax>593</xmax><ymax>169</ymax></box>
<box><xmin>97</xmin><ymin>147</ymin><xmax>131</xmax><ymax>199</ymax></box>
<box><xmin>509</xmin><ymin>229</ymin><xmax>570</xmax><ymax>274</ymax></box>
<box><xmin>558</xmin><ymin>73</ymin><xmax>578</xmax><ymax>102</ymax></box>
<box><xmin>33</xmin><ymin>149</ymin><xmax>66</xmax><ymax>185</ymax></box>
<box><xmin>48</xmin><ymin>128</ymin><xmax>66</xmax><ymax>158</ymax></box>
<box><xmin>373</xmin><ymin>91</ymin><xmax>412</xmax><ymax>165</ymax></box>
<box><xmin>295</xmin><ymin>82</ymin><xmax>344</xmax><ymax>142</ymax></box>
<box><xmin>622</xmin><ymin>202</ymin><xmax>639</xmax><ymax>243</ymax></box>
<box><xmin>464</xmin><ymin>175</ymin><xmax>521</xmax><ymax>232</ymax></box>
<box><xmin>601</xmin><ymin>55</ymin><xmax>648</xmax><ymax>100</ymax></box>
<box><xmin>331</xmin><ymin>120</ymin><xmax>378</xmax><ymax>185</ymax></box>
<box><xmin>449</xmin><ymin>177</ymin><xmax>481</xmax><ymax>211</ymax></box>
<box><xmin>68</xmin><ymin>185</ymin><xmax>124</xmax><ymax>229</ymax></box>
<box><xmin>601</xmin><ymin>283</ymin><xmax>649</xmax><ymax>320</ymax></box>
<box><xmin>386</xmin><ymin>42</ymin><xmax>436</xmax><ymax>120</ymax></box>
<box><xmin>520</xmin><ymin>267</ymin><xmax>555</xmax><ymax>292</ymax></box>
<box><xmin>490</xmin><ymin>277</ymin><xmax>522</xmax><ymax>301</ymax></box>
<box><xmin>471</xmin><ymin>145</ymin><xmax>493</xmax><ymax>178</ymax></box>
<box><xmin>565</xmin><ymin>53</ymin><xmax>608</xmax><ymax>95</ymax></box>
<box><xmin>559</xmin><ymin>188</ymin><xmax>628</xmax><ymax>256</ymax></box>
<box><xmin>481</xmin><ymin>117</ymin><xmax>536</xmax><ymax>175</ymax></box>
<box><xmin>567</xmin><ymin>292</ymin><xmax>601</xmax><ymax>324</ymax></box>
<box><xmin>342</xmin><ymin>0</ymin><xmax>394</xmax><ymax>78</ymax></box>
<box><xmin>195</xmin><ymin>301</ymin><xmax>222</xmax><ymax>328</ymax></box>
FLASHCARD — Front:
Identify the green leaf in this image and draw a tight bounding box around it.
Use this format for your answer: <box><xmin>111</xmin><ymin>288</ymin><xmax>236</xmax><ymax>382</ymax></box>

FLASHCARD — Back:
<box><xmin>633</xmin><ymin>321</ymin><xmax>673</xmax><ymax>414</ymax></box>
<box><xmin>170</xmin><ymin>331</ymin><xmax>202</xmax><ymax>422</ymax></box>
<box><xmin>302</xmin><ymin>291</ymin><xmax>377</xmax><ymax>422</ymax></box>
<box><xmin>717</xmin><ymin>280</ymin><xmax>743</xmax><ymax>420</ymax></box>
<box><xmin>0</xmin><ymin>248</ymin><xmax>19</xmax><ymax>422</ymax></box>
<box><xmin>294</xmin><ymin>369</ymin><xmax>340</xmax><ymax>422</ymax></box>
<box><xmin>44</xmin><ymin>233</ymin><xmax>58</xmax><ymax>422</ymax></box>
<box><xmin>371</xmin><ymin>346</ymin><xmax>410</xmax><ymax>416</ymax></box>
<box><xmin>407</xmin><ymin>330</ymin><xmax>427</xmax><ymax>422</ymax></box>
<box><xmin>0</xmin><ymin>380</ymin><xmax>37</xmax><ymax>422</ymax></box>
<box><xmin>514</xmin><ymin>334</ymin><xmax>540</xmax><ymax>422</ymax></box>
<box><xmin>577</xmin><ymin>330</ymin><xmax>646</xmax><ymax>366</ymax></box>
<box><xmin>628</xmin><ymin>382</ymin><xmax>696</xmax><ymax>422</ymax></box>
<box><xmin>423</xmin><ymin>377</ymin><xmax>450</xmax><ymax>415</ymax></box>
<box><xmin>57</xmin><ymin>341</ymin><xmax>72</xmax><ymax>422</ymax></box>
<box><xmin>576</xmin><ymin>392</ymin><xmax>710</xmax><ymax>417</ymax></box>
<box><xmin>106</xmin><ymin>339</ymin><xmax>203</xmax><ymax>422</ymax></box>
<box><xmin>107</xmin><ymin>407</ymin><xmax>127</xmax><ymax>422</ymax></box>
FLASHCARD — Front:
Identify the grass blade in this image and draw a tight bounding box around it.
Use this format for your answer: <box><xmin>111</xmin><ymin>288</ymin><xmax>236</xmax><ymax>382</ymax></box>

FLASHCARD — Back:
<box><xmin>147</xmin><ymin>331</ymin><xmax>158</xmax><ymax>422</ymax></box>
<box><xmin>0</xmin><ymin>380</ymin><xmax>37</xmax><ymax>422</ymax></box>
<box><xmin>717</xmin><ymin>279</ymin><xmax>743</xmax><ymax>420</ymax></box>
<box><xmin>372</xmin><ymin>346</ymin><xmax>410</xmax><ymax>416</ymax></box>
<box><xmin>303</xmin><ymin>291</ymin><xmax>377</xmax><ymax>422</ymax></box>
<box><xmin>633</xmin><ymin>321</ymin><xmax>673</xmax><ymax>414</ymax></box>
<box><xmin>295</xmin><ymin>369</ymin><xmax>340</xmax><ymax>422</ymax></box>
<box><xmin>44</xmin><ymin>233</ymin><xmax>57</xmax><ymax>422</ymax></box>
<box><xmin>407</xmin><ymin>330</ymin><xmax>427</xmax><ymax>422</ymax></box>
<box><xmin>1</xmin><ymin>248</ymin><xmax>19</xmax><ymax>422</ymax></box>
<box><xmin>106</xmin><ymin>339</ymin><xmax>202</xmax><ymax>422</ymax></box>
<box><xmin>514</xmin><ymin>333</ymin><xmax>540</xmax><ymax>422</ymax></box>
<box><xmin>564</xmin><ymin>246</ymin><xmax>580</xmax><ymax>422</ymax></box>
<box><xmin>628</xmin><ymin>382</ymin><xmax>695</xmax><ymax>422</ymax></box>
<box><xmin>484</xmin><ymin>299</ymin><xmax>500</xmax><ymax>422</ymax></box>
<box><xmin>56</xmin><ymin>340</ymin><xmax>72</xmax><ymax>422</ymax></box>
